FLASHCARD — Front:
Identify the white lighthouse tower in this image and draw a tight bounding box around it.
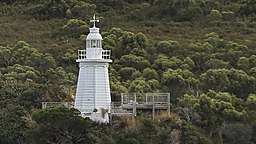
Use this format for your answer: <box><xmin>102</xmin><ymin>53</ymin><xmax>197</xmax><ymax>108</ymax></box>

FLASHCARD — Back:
<box><xmin>74</xmin><ymin>15</ymin><xmax>112</xmax><ymax>122</ymax></box>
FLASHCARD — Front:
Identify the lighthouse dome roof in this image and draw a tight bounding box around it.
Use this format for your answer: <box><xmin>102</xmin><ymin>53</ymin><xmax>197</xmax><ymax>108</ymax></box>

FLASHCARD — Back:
<box><xmin>86</xmin><ymin>27</ymin><xmax>103</xmax><ymax>40</ymax></box>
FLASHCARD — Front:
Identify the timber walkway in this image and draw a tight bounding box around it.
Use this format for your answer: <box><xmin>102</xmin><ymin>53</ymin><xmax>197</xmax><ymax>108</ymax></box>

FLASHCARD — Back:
<box><xmin>42</xmin><ymin>93</ymin><xmax>171</xmax><ymax>123</ymax></box>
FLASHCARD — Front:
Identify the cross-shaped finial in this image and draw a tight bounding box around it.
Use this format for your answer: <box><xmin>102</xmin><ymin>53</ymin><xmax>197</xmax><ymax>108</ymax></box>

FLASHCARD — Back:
<box><xmin>90</xmin><ymin>14</ymin><xmax>99</xmax><ymax>28</ymax></box>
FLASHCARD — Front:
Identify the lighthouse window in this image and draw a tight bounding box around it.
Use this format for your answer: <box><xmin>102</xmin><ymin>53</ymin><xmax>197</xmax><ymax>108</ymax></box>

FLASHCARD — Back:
<box><xmin>97</xmin><ymin>40</ymin><xmax>100</xmax><ymax>48</ymax></box>
<box><xmin>91</xmin><ymin>40</ymin><xmax>96</xmax><ymax>48</ymax></box>
<box><xmin>86</xmin><ymin>40</ymin><xmax>90</xmax><ymax>48</ymax></box>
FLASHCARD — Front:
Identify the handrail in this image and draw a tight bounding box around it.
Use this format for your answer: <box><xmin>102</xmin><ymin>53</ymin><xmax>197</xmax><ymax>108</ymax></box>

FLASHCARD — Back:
<box><xmin>77</xmin><ymin>49</ymin><xmax>111</xmax><ymax>60</ymax></box>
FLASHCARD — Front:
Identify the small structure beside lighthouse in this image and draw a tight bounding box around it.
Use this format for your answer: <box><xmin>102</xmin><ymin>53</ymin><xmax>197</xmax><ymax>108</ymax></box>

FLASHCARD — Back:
<box><xmin>74</xmin><ymin>15</ymin><xmax>112</xmax><ymax>122</ymax></box>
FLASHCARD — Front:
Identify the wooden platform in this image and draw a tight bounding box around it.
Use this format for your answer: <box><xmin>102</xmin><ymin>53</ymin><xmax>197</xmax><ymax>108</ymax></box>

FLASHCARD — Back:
<box><xmin>42</xmin><ymin>93</ymin><xmax>171</xmax><ymax>124</ymax></box>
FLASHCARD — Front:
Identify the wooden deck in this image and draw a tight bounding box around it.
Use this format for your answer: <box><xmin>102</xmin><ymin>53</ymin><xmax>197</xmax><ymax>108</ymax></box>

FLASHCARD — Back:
<box><xmin>42</xmin><ymin>93</ymin><xmax>171</xmax><ymax>124</ymax></box>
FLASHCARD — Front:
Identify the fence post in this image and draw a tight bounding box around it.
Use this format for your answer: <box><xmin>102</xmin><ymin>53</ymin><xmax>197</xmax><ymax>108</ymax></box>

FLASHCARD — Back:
<box><xmin>110</xmin><ymin>102</ymin><xmax>114</xmax><ymax>125</ymax></box>
<box><xmin>42</xmin><ymin>102</ymin><xmax>46</xmax><ymax>109</ymax></box>
<box><xmin>152</xmin><ymin>102</ymin><xmax>155</xmax><ymax>120</ymax></box>
<box><xmin>132</xmin><ymin>101</ymin><xmax>136</xmax><ymax>120</ymax></box>
<box><xmin>167</xmin><ymin>93</ymin><xmax>171</xmax><ymax>114</ymax></box>
<box><xmin>121</xmin><ymin>93</ymin><xmax>124</xmax><ymax>108</ymax></box>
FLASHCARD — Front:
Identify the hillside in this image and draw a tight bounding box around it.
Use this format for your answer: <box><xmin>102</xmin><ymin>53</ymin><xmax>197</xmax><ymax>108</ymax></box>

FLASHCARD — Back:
<box><xmin>0</xmin><ymin>0</ymin><xmax>256</xmax><ymax>144</ymax></box>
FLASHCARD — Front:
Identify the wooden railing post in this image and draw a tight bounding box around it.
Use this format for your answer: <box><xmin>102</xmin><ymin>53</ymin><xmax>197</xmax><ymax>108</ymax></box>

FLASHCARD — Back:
<box><xmin>121</xmin><ymin>93</ymin><xmax>124</xmax><ymax>108</ymax></box>
<box><xmin>152</xmin><ymin>102</ymin><xmax>155</xmax><ymax>120</ymax></box>
<box><xmin>110</xmin><ymin>102</ymin><xmax>114</xmax><ymax>125</ymax></box>
<box><xmin>167</xmin><ymin>93</ymin><xmax>171</xmax><ymax>114</ymax></box>
<box><xmin>132</xmin><ymin>101</ymin><xmax>136</xmax><ymax>120</ymax></box>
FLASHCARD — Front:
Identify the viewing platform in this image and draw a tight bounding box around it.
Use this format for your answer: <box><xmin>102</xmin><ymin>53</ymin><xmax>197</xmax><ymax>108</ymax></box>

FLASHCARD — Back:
<box><xmin>42</xmin><ymin>93</ymin><xmax>171</xmax><ymax>124</ymax></box>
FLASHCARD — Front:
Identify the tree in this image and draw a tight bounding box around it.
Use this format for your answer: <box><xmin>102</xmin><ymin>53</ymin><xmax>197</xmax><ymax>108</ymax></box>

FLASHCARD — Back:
<box><xmin>188</xmin><ymin>42</ymin><xmax>212</xmax><ymax>72</ymax></box>
<box><xmin>130</xmin><ymin>48</ymin><xmax>147</xmax><ymax>57</ymax></box>
<box><xmin>103</xmin><ymin>28</ymin><xmax>149</xmax><ymax>59</ymax></box>
<box><xmin>29</xmin><ymin>0</ymin><xmax>78</xmax><ymax>19</ymax></box>
<box><xmin>119</xmin><ymin>54</ymin><xmax>151</xmax><ymax>71</ymax></box>
<box><xmin>239</xmin><ymin>0</ymin><xmax>256</xmax><ymax>16</ymax></box>
<box><xmin>142</xmin><ymin>68</ymin><xmax>159</xmax><ymax>80</ymax></box>
<box><xmin>175</xmin><ymin>2</ymin><xmax>203</xmax><ymax>21</ymax></box>
<box><xmin>177</xmin><ymin>94</ymin><xmax>200</xmax><ymax>124</ymax></box>
<box><xmin>0</xmin><ymin>64</ymin><xmax>40</xmax><ymax>82</ymax></box>
<box><xmin>156</xmin><ymin>40</ymin><xmax>180</xmax><ymax>56</ymax></box>
<box><xmin>44</xmin><ymin>67</ymin><xmax>76</xmax><ymax>85</ymax></box>
<box><xmin>180</xmin><ymin>122</ymin><xmax>212</xmax><ymax>144</ymax></box>
<box><xmin>200</xmin><ymin>69</ymin><xmax>230</xmax><ymax>92</ymax></box>
<box><xmin>118</xmin><ymin>67</ymin><xmax>137</xmax><ymax>81</ymax></box>
<box><xmin>69</xmin><ymin>1</ymin><xmax>96</xmax><ymax>18</ymax></box>
<box><xmin>182</xmin><ymin>57</ymin><xmax>196</xmax><ymax>71</ymax></box>
<box><xmin>0</xmin><ymin>105</ymin><xmax>28</xmax><ymax>144</ymax></box>
<box><xmin>204</xmin><ymin>32</ymin><xmax>224</xmax><ymax>49</ymax></box>
<box><xmin>249</xmin><ymin>55</ymin><xmax>256</xmax><ymax>69</ymax></box>
<box><xmin>0</xmin><ymin>46</ymin><xmax>12</xmax><ymax>67</ymax></box>
<box><xmin>246</xmin><ymin>94</ymin><xmax>256</xmax><ymax>143</ymax></box>
<box><xmin>246</xmin><ymin>94</ymin><xmax>256</xmax><ymax>110</ymax></box>
<box><xmin>0</xmin><ymin>79</ymin><xmax>38</xmax><ymax>108</ymax></box>
<box><xmin>204</xmin><ymin>58</ymin><xmax>230</xmax><ymax>70</ymax></box>
<box><xmin>27</xmin><ymin>107</ymin><xmax>106</xmax><ymax>144</ymax></box>
<box><xmin>194</xmin><ymin>91</ymin><xmax>246</xmax><ymax>143</ymax></box>
<box><xmin>237</xmin><ymin>57</ymin><xmax>249</xmax><ymax>72</ymax></box>
<box><xmin>222</xmin><ymin>122</ymin><xmax>253</xmax><ymax>144</ymax></box>
<box><xmin>153</xmin><ymin>54</ymin><xmax>173</xmax><ymax>71</ymax></box>
<box><xmin>9</xmin><ymin>41</ymin><xmax>57</xmax><ymax>73</ymax></box>
<box><xmin>62</xmin><ymin>19</ymin><xmax>89</xmax><ymax>38</ymax></box>
<box><xmin>227</xmin><ymin>68</ymin><xmax>255</xmax><ymax>99</ymax></box>
<box><xmin>148</xmin><ymin>79</ymin><xmax>160</xmax><ymax>91</ymax></box>
<box><xmin>162</xmin><ymin>68</ymin><xmax>197</xmax><ymax>99</ymax></box>
<box><xmin>128</xmin><ymin>78</ymin><xmax>151</xmax><ymax>93</ymax></box>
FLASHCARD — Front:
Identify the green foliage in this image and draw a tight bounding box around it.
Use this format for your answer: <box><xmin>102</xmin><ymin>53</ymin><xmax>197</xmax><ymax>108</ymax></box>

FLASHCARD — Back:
<box><xmin>103</xmin><ymin>28</ymin><xmax>150</xmax><ymax>59</ymax></box>
<box><xmin>156</xmin><ymin>40</ymin><xmax>180</xmax><ymax>56</ymax></box>
<box><xmin>68</xmin><ymin>1</ymin><xmax>96</xmax><ymax>18</ymax></box>
<box><xmin>162</xmin><ymin>68</ymin><xmax>197</xmax><ymax>99</ymax></box>
<box><xmin>62</xmin><ymin>19</ymin><xmax>89</xmax><ymax>38</ymax></box>
<box><xmin>128</xmin><ymin>78</ymin><xmax>151</xmax><ymax>93</ymax></box>
<box><xmin>239</xmin><ymin>0</ymin><xmax>256</xmax><ymax>16</ymax></box>
<box><xmin>180</xmin><ymin>122</ymin><xmax>212</xmax><ymax>144</ymax></box>
<box><xmin>118</xmin><ymin>67</ymin><xmax>137</xmax><ymax>81</ymax></box>
<box><xmin>0</xmin><ymin>1</ymin><xmax>256</xmax><ymax>143</ymax></box>
<box><xmin>142</xmin><ymin>68</ymin><xmax>158</xmax><ymax>80</ymax></box>
<box><xmin>0</xmin><ymin>41</ymin><xmax>57</xmax><ymax>72</ymax></box>
<box><xmin>0</xmin><ymin>64</ymin><xmax>40</xmax><ymax>81</ymax></box>
<box><xmin>27</xmin><ymin>107</ymin><xmax>103</xmax><ymax>144</ymax></box>
<box><xmin>119</xmin><ymin>54</ymin><xmax>151</xmax><ymax>71</ymax></box>
<box><xmin>28</xmin><ymin>0</ymin><xmax>96</xmax><ymax>19</ymax></box>
<box><xmin>200</xmin><ymin>68</ymin><xmax>255</xmax><ymax>99</ymax></box>
<box><xmin>222</xmin><ymin>122</ymin><xmax>253</xmax><ymax>144</ymax></box>
<box><xmin>200</xmin><ymin>69</ymin><xmax>230</xmax><ymax>91</ymax></box>
<box><xmin>246</xmin><ymin>94</ymin><xmax>256</xmax><ymax>110</ymax></box>
<box><xmin>0</xmin><ymin>105</ymin><xmax>28</xmax><ymax>144</ymax></box>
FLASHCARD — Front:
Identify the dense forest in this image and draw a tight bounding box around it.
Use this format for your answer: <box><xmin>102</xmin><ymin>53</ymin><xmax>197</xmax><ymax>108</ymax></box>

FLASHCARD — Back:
<box><xmin>0</xmin><ymin>0</ymin><xmax>256</xmax><ymax>143</ymax></box>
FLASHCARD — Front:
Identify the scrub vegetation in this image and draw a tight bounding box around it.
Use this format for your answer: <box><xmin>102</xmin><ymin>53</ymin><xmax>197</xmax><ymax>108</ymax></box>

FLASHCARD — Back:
<box><xmin>0</xmin><ymin>0</ymin><xmax>255</xmax><ymax>143</ymax></box>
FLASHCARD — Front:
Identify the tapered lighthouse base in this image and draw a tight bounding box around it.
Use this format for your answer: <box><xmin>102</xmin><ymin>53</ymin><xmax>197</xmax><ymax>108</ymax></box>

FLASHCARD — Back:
<box><xmin>74</xmin><ymin>61</ymin><xmax>111</xmax><ymax>123</ymax></box>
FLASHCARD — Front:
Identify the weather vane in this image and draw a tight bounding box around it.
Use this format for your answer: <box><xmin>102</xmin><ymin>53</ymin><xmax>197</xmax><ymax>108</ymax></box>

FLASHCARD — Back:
<box><xmin>90</xmin><ymin>14</ymin><xmax>99</xmax><ymax>27</ymax></box>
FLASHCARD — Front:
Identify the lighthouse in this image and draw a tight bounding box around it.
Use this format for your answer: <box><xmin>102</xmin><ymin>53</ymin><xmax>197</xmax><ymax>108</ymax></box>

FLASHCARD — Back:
<box><xmin>74</xmin><ymin>15</ymin><xmax>112</xmax><ymax>122</ymax></box>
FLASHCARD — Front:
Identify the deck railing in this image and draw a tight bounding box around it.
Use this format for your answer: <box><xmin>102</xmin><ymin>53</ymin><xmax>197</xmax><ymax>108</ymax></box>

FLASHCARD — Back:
<box><xmin>78</xmin><ymin>50</ymin><xmax>86</xmax><ymax>59</ymax></box>
<box><xmin>42</xmin><ymin>93</ymin><xmax>171</xmax><ymax>123</ymax></box>
<box><xmin>102</xmin><ymin>50</ymin><xmax>111</xmax><ymax>59</ymax></box>
<box><xmin>77</xmin><ymin>49</ymin><xmax>111</xmax><ymax>60</ymax></box>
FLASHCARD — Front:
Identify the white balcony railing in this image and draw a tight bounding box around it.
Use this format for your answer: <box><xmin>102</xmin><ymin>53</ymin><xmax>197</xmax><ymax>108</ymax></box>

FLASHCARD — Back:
<box><xmin>77</xmin><ymin>49</ymin><xmax>111</xmax><ymax>60</ymax></box>
<box><xmin>102</xmin><ymin>50</ymin><xmax>111</xmax><ymax>59</ymax></box>
<box><xmin>78</xmin><ymin>50</ymin><xmax>86</xmax><ymax>60</ymax></box>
